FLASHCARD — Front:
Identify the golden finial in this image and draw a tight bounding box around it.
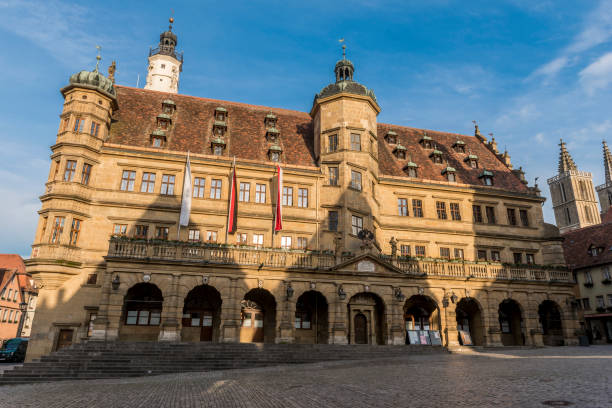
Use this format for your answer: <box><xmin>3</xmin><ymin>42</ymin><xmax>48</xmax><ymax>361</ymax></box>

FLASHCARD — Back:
<box><xmin>95</xmin><ymin>45</ymin><xmax>101</xmax><ymax>72</ymax></box>
<box><xmin>169</xmin><ymin>10</ymin><xmax>174</xmax><ymax>30</ymax></box>
<box><xmin>339</xmin><ymin>38</ymin><xmax>346</xmax><ymax>59</ymax></box>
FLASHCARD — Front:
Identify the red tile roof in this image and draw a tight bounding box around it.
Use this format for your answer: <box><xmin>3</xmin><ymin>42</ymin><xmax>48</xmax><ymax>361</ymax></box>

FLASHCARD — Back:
<box><xmin>0</xmin><ymin>254</ymin><xmax>36</xmax><ymax>294</ymax></box>
<box><xmin>108</xmin><ymin>86</ymin><xmax>529</xmax><ymax>193</ymax></box>
<box><xmin>562</xmin><ymin>221</ymin><xmax>612</xmax><ymax>270</ymax></box>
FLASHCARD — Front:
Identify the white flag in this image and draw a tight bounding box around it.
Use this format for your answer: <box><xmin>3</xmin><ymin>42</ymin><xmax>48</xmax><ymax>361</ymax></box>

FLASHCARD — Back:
<box><xmin>179</xmin><ymin>153</ymin><xmax>192</xmax><ymax>227</ymax></box>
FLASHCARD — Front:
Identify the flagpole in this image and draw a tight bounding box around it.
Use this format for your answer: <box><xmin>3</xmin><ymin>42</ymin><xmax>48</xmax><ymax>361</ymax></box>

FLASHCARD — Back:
<box><xmin>177</xmin><ymin>151</ymin><xmax>190</xmax><ymax>240</ymax></box>
<box><xmin>225</xmin><ymin>156</ymin><xmax>236</xmax><ymax>244</ymax></box>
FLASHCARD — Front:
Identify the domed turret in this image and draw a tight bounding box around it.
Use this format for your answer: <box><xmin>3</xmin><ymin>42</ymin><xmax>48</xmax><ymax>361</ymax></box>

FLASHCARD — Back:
<box><xmin>62</xmin><ymin>51</ymin><xmax>116</xmax><ymax>100</ymax></box>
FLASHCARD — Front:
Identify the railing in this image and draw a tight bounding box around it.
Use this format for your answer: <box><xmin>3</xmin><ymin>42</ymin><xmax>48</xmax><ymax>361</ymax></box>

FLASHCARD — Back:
<box><xmin>31</xmin><ymin>244</ymin><xmax>82</xmax><ymax>263</ymax></box>
<box><xmin>149</xmin><ymin>46</ymin><xmax>183</xmax><ymax>62</ymax></box>
<box><xmin>107</xmin><ymin>238</ymin><xmax>573</xmax><ymax>283</ymax></box>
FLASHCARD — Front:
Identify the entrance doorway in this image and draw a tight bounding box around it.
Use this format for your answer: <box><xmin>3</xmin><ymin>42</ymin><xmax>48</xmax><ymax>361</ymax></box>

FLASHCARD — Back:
<box><xmin>455</xmin><ymin>298</ymin><xmax>484</xmax><ymax>346</ymax></box>
<box><xmin>354</xmin><ymin>313</ymin><xmax>368</xmax><ymax>344</ymax></box>
<box><xmin>294</xmin><ymin>291</ymin><xmax>328</xmax><ymax>344</ymax></box>
<box><xmin>347</xmin><ymin>292</ymin><xmax>385</xmax><ymax>345</ymax></box>
<box><xmin>499</xmin><ymin>299</ymin><xmax>524</xmax><ymax>346</ymax></box>
<box><xmin>538</xmin><ymin>300</ymin><xmax>564</xmax><ymax>346</ymax></box>
<box><xmin>241</xmin><ymin>289</ymin><xmax>276</xmax><ymax>343</ymax></box>
<box><xmin>404</xmin><ymin>295</ymin><xmax>441</xmax><ymax>345</ymax></box>
<box><xmin>182</xmin><ymin>285</ymin><xmax>222</xmax><ymax>342</ymax></box>
<box><xmin>56</xmin><ymin>329</ymin><xmax>74</xmax><ymax>350</ymax></box>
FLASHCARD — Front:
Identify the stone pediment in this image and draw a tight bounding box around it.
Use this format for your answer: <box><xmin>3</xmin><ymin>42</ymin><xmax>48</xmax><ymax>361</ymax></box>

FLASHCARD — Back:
<box><xmin>330</xmin><ymin>253</ymin><xmax>404</xmax><ymax>276</ymax></box>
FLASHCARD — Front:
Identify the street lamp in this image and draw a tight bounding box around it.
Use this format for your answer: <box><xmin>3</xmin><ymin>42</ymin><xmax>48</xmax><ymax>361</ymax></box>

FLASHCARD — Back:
<box><xmin>16</xmin><ymin>301</ymin><xmax>28</xmax><ymax>338</ymax></box>
<box><xmin>111</xmin><ymin>275</ymin><xmax>121</xmax><ymax>291</ymax></box>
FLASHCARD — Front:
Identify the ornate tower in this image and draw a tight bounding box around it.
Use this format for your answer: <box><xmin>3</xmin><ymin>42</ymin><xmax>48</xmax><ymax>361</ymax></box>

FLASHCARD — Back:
<box><xmin>596</xmin><ymin>140</ymin><xmax>612</xmax><ymax>215</ymax></box>
<box><xmin>547</xmin><ymin>139</ymin><xmax>600</xmax><ymax>233</ymax></box>
<box><xmin>145</xmin><ymin>18</ymin><xmax>183</xmax><ymax>94</ymax></box>
<box><xmin>311</xmin><ymin>45</ymin><xmax>381</xmax><ymax>253</ymax></box>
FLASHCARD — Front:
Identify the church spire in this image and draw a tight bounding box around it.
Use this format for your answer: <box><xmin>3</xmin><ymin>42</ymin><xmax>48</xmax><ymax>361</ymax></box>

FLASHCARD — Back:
<box><xmin>558</xmin><ymin>139</ymin><xmax>577</xmax><ymax>173</ymax></box>
<box><xmin>604</xmin><ymin>140</ymin><xmax>612</xmax><ymax>182</ymax></box>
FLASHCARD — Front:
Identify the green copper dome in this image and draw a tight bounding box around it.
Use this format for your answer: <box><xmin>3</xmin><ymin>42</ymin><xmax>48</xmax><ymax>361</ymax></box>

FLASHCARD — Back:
<box><xmin>65</xmin><ymin>68</ymin><xmax>116</xmax><ymax>99</ymax></box>
<box><xmin>314</xmin><ymin>53</ymin><xmax>377</xmax><ymax>104</ymax></box>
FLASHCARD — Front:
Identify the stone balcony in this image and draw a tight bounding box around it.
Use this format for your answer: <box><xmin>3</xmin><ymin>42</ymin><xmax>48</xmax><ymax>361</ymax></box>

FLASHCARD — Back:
<box><xmin>43</xmin><ymin>181</ymin><xmax>93</xmax><ymax>201</ymax></box>
<box><xmin>106</xmin><ymin>237</ymin><xmax>573</xmax><ymax>284</ymax></box>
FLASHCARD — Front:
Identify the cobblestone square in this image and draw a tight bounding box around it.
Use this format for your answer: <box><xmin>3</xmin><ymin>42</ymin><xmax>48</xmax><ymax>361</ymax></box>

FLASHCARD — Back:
<box><xmin>0</xmin><ymin>346</ymin><xmax>610</xmax><ymax>408</ymax></box>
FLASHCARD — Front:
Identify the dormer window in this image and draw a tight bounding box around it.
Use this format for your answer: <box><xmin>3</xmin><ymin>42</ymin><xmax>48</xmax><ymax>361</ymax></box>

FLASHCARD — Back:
<box><xmin>385</xmin><ymin>130</ymin><xmax>397</xmax><ymax>144</ymax></box>
<box><xmin>420</xmin><ymin>133</ymin><xmax>433</xmax><ymax>149</ymax></box>
<box><xmin>442</xmin><ymin>167</ymin><xmax>456</xmax><ymax>182</ymax></box>
<box><xmin>453</xmin><ymin>140</ymin><xmax>466</xmax><ymax>153</ymax></box>
<box><xmin>588</xmin><ymin>245</ymin><xmax>603</xmax><ymax>257</ymax></box>
<box><xmin>215</xmin><ymin>107</ymin><xmax>227</xmax><ymax>122</ymax></box>
<box><xmin>393</xmin><ymin>144</ymin><xmax>406</xmax><ymax>159</ymax></box>
<box><xmin>479</xmin><ymin>170</ymin><xmax>494</xmax><ymax>186</ymax></box>
<box><xmin>211</xmin><ymin>137</ymin><xmax>226</xmax><ymax>156</ymax></box>
<box><xmin>265</xmin><ymin>112</ymin><xmax>277</xmax><ymax>128</ymax></box>
<box><xmin>157</xmin><ymin>113</ymin><xmax>172</xmax><ymax>130</ymax></box>
<box><xmin>404</xmin><ymin>162</ymin><xmax>418</xmax><ymax>178</ymax></box>
<box><xmin>465</xmin><ymin>154</ymin><xmax>479</xmax><ymax>168</ymax></box>
<box><xmin>150</xmin><ymin>130</ymin><xmax>166</xmax><ymax>148</ymax></box>
<box><xmin>268</xmin><ymin>145</ymin><xmax>282</xmax><ymax>162</ymax></box>
<box><xmin>162</xmin><ymin>99</ymin><xmax>176</xmax><ymax>114</ymax></box>
<box><xmin>266</xmin><ymin>127</ymin><xmax>280</xmax><ymax>143</ymax></box>
<box><xmin>213</xmin><ymin>119</ymin><xmax>227</xmax><ymax>137</ymax></box>
<box><xmin>430</xmin><ymin>149</ymin><xmax>444</xmax><ymax>164</ymax></box>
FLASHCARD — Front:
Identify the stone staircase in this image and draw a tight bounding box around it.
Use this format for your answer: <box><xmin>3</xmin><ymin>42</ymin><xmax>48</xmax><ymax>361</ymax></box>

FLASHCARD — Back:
<box><xmin>0</xmin><ymin>342</ymin><xmax>447</xmax><ymax>385</ymax></box>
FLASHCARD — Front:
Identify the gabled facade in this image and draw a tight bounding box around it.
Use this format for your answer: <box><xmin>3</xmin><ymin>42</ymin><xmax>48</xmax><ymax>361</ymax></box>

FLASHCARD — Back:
<box><xmin>596</xmin><ymin>140</ymin><xmax>612</xmax><ymax>216</ymax></box>
<box><xmin>24</xmin><ymin>22</ymin><xmax>578</xmax><ymax>361</ymax></box>
<box><xmin>0</xmin><ymin>255</ymin><xmax>38</xmax><ymax>343</ymax></box>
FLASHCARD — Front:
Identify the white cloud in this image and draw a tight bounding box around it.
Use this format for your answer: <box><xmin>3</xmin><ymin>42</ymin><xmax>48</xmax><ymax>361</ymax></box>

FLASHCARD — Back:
<box><xmin>530</xmin><ymin>56</ymin><xmax>568</xmax><ymax>78</ymax></box>
<box><xmin>579</xmin><ymin>52</ymin><xmax>612</xmax><ymax>94</ymax></box>
<box><xmin>535</xmin><ymin>132</ymin><xmax>545</xmax><ymax>143</ymax></box>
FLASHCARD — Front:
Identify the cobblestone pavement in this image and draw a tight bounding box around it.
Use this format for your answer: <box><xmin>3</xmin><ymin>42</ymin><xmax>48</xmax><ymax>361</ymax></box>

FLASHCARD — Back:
<box><xmin>0</xmin><ymin>346</ymin><xmax>610</xmax><ymax>408</ymax></box>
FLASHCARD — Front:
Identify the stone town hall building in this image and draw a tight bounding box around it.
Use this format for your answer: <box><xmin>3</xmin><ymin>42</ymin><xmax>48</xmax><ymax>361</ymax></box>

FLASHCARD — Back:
<box><xmin>25</xmin><ymin>21</ymin><xmax>578</xmax><ymax>361</ymax></box>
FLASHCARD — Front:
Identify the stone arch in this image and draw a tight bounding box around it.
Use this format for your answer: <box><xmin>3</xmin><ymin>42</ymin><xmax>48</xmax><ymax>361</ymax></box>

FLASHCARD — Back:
<box><xmin>348</xmin><ymin>292</ymin><xmax>386</xmax><ymax>345</ymax></box>
<box><xmin>455</xmin><ymin>297</ymin><xmax>485</xmax><ymax>346</ymax></box>
<box><xmin>295</xmin><ymin>290</ymin><xmax>329</xmax><ymax>344</ymax></box>
<box><xmin>181</xmin><ymin>284</ymin><xmax>223</xmax><ymax>342</ymax></box>
<box><xmin>499</xmin><ymin>299</ymin><xmax>524</xmax><ymax>346</ymax></box>
<box><xmin>241</xmin><ymin>288</ymin><xmax>276</xmax><ymax>343</ymax></box>
<box><xmin>119</xmin><ymin>282</ymin><xmax>164</xmax><ymax>341</ymax></box>
<box><xmin>403</xmin><ymin>295</ymin><xmax>441</xmax><ymax>345</ymax></box>
<box><xmin>538</xmin><ymin>300</ymin><xmax>564</xmax><ymax>346</ymax></box>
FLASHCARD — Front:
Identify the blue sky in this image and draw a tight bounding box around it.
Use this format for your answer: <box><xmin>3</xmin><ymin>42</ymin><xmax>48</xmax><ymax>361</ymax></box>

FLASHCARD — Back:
<box><xmin>1</xmin><ymin>0</ymin><xmax>611</xmax><ymax>257</ymax></box>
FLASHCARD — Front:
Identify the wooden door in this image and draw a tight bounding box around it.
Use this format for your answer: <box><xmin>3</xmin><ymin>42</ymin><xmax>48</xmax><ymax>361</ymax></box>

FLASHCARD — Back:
<box><xmin>56</xmin><ymin>329</ymin><xmax>73</xmax><ymax>350</ymax></box>
<box><xmin>200</xmin><ymin>311</ymin><xmax>213</xmax><ymax>341</ymax></box>
<box><xmin>354</xmin><ymin>313</ymin><xmax>368</xmax><ymax>344</ymax></box>
<box><xmin>241</xmin><ymin>308</ymin><xmax>265</xmax><ymax>343</ymax></box>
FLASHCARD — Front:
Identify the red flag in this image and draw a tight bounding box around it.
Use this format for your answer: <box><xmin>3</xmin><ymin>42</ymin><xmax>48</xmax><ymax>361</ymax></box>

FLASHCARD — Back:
<box><xmin>227</xmin><ymin>159</ymin><xmax>238</xmax><ymax>234</ymax></box>
<box><xmin>274</xmin><ymin>165</ymin><xmax>283</xmax><ymax>232</ymax></box>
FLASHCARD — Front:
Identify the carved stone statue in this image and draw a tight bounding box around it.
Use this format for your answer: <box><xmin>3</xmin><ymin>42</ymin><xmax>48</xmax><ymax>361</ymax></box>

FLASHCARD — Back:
<box><xmin>108</xmin><ymin>61</ymin><xmax>116</xmax><ymax>83</ymax></box>
<box><xmin>389</xmin><ymin>237</ymin><xmax>398</xmax><ymax>257</ymax></box>
<box><xmin>334</xmin><ymin>234</ymin><xmax>343</xmax><ymax>257</ymax></box>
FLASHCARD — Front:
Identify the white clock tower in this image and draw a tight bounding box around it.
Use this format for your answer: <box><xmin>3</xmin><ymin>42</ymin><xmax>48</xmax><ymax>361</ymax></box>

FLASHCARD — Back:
<box><xmin>145</xmin><ymin>18</ymin><xmax>183</xmax><ymax>94</ymax></box>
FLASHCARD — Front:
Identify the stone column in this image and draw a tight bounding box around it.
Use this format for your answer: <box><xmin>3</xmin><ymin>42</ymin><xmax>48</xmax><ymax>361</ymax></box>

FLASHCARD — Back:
<box><xmin>158</xmin><ymin>273</ymin><xmax>181</xmax><ymax>342</ymax></box>
<box><xmin>220</xmin><ymin>278</ymin><xmax>240</xmax><ymax>343</ymax></box>
<box><xmin>485</xmin><ymin>291</ymin><xmax>503</xmax><ymax>347</ymax></box>
<box><xmin>561</xmin><ymin>301</ymin><xmax>579</xmax><ymax>346</ymax></box>
<box><xmin>330</xmin><ymin>290</ymin><xmax>348</xmax><ymax>344</ymax></box>
<box><xmin>277</xmin><ymin>284</ymin><xmax>295</xmax><ymax>343</ymax></box>
<box><xmin>390</xmin><ymin>292</ymin><xmax>405</xmax><ymax>345</ymax></box>
<box><xmin>90</xmin><ymin>269</ymin><xmax>119</xmax><ymax>341</ymax></box>
<box><xmin>525</xmin><ymin>294</ymin><xmax>542</xmax><ymax>347</ymax></box>
<box><xmin>444</xmin><ymin>303</ymin><xmax>460</xmax><ymax>348</ymax></box>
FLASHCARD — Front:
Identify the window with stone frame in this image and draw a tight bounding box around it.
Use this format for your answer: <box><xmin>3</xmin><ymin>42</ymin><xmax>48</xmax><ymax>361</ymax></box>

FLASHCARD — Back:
<box><xmin>596</xmin><ymin>296</ymin><xmax>605</xmax><ymax>309</ymax></box>
<box><xmin>450</xmin><ymin>203</ymin><xmax>461</xmax><ymax>221</ymax></box>
<box><xmin>64</xmin><ymin>160</ymin><xmax>77</xmax><ymax>182</ymax></box>
<box><xmin>152</xmin><ymin>136</ymin><xmax>165</xmax><ymax>148</ymax></box>
<box><xmin>160</xmin><ymin>174</ymin><xmax>175</xmax><ymax>195</ymax></box>
<box><xmin>485</xmin><ymin>206</ymin><xmax>496</xmax><ymax>224</ymax></box>
<box><xmin>155</xmin><ymin>226</ymin><xmax>169</xmax><ymax>240</ymax></box>
<box><xmin>472</xmin><ymin>205</ymin><xmax>483</xmax><ymax>223</ymax></box>
<box><xmin>513</xmin><ymin>252</ymin><xmax>523</xmax><ymax>264</ymax></box>
<box><xmin>526</xmin><ymin>253</ymin><xmax>535</xmax><ymax>264</ymax></box>
<box><xmin>415</xmin><ymin>245</ymin><xmax>426</xmax><ymax>257</ymax></box>
<box><xmin>350</xmin><ymin>133</ymin><xmax>361</xmax><ymax>151</ymax></box>
<box><xmin>350</xmin><ymin>170</ymin><xmax>362</xmax><ymax>191</ymax></box>
<box><xmin>431</xmin><ymin>152</ymin><xmax>443</xmax><ymax>164</ymax></box>
<box><xmin>398</xmin><ymin>198</ymin><xmax>408</xmax><ymax>216</ymax></box>
<box><xmin>113</xmin><ymin>224</ymin><xmax>127</xmax><ymax>236</ymax></box>
<box><xmin>446</xmin><ymin>171</ymin><xmax>456</xmax><ymax>182</ymax></box>
<box><xmin>188</xmin><ymin>229</ymin><xmax>200</xmax><ymax>242</ymax></box>
<box><xmin>585</xmin><ymin>270</ymin><xmax>593</xmax><ymax>284</ymax></box>
<box><xmin>206</xmin><ymin>231</ymin><xmax>218</xmax><ymax>243</ymax></box>
<box><xmin>507</xmin><ymin>208</ymin><xmax>517</xmax><ymax>226</ymax></box>
<box><xmin>252</xmin><ymin>233</ymin><xmax>264</xmax><ymax>247</ymax></box>
<box><xmin>483</xmin><ymin>175</ymin><xmax>494</xmax><ymax>186</ymax></box>
<box><xmin>603</xmin><ymin>266</ymin><xmax>611</xmax><ymax>280</ymax></box>
<box><xmin>582</xmin><ymin>298</ymin><xmax>591</xmax><ymax>310</ymax></box>
<box><xmin>255</xmin><ymin>183</ymin><xmax>267</xmax><ymax>203</ymax></box>
<box><xmin>519</xmin><ymin>209</ymin><xmax>529</xmax><ymax>227</ymax></box>
<box><xmin>294</xmin><ymin>307</ymin><xmax>311</xmax><ymax>329</ymax></box>
<box><xmin>281</xmin><ymin>236</ymin><xmax>292</xmax><ymax>249</ymax></box>
<box><xmin>328</xmin><ymin>134</ymin><xmax>338</xmax><ymax>152</ymax></box>
<box><xmin>328</xmin><ymin>211</ymin><xmax>339</xmax><ymax>231</ymax></box>
<box><xmin>454</xmin><ymin>248</ymin><xmax>464</xmax><ymax>259</ymax></box>
<box><xmin>81</xmin><ymin>163</ymin><xmax>92</xmax><ymax>185</ymax></box>
<box><xmin>193</xmin><ymin>177</ymin><xmax>206</xmax><ymax>198</ymax></box>
<box><xmin>454</xmin><ymin>144</ymin><xmax>466</xmax><ymax>154</ymax></box>
<box><xmin>282</xmin><ymin>187</ymin><xmax>293</xmax><ymax>206</ymax></box>
<box><xmin>69</xmin><ymin>218</ymin><xmax>81</xmax><ymax>246</ymax></box>
<box><xmin>213</xmin><ymin>145</ymin><xmax>224</xmax><ymax>156</ymax></box>
<box><xmin>120</xmin><ymin>170</ymin><xmax>136</xmax><ymax>191</ymax></box>
<box><xmin>210</xmin><ymin>179</ymin><xmax>222</xmax><ymax>199</ymax></box>
<box><xmin>141</xmin><ymin>172</ymin><xmax>156</xmax><ymax>193</ymax></box>
<box><xmin>477</xmin><ymin>250</ymin><xmax>488</xmax><ymax>261</ymax></box>
<box><xmin>86</xmin><ymin>273</ymin><xmax>98</xmax><ymax>285</ymax></box>
<box><xmin>440</xmin><ymin>247</ymin><xmax>450</xmax><ymax>259</ymax></box>
<box><xmin>269</xmin><ymin>150</ymin><xmax>281</xmax><ymax>162</ymax></box>
<box><xmin>400</xmin><ymin>245</ymin><xmax>411</xmax><ymax>256</ymax></box>
<box><xmin>73</xmin><ymin>117</ymin><xmax>85</xmax><ymax>133</ymax></box>
<box><xmin>491</xmin><ymin>250</ymin><xmax>501</xmax><ymax>262</ymax></box>
<box><xmin>238</xmin><ymin>182</ymin><xmax>250</xmax><ymax>202</ymax></box>
<box><xmin>412</xmin><ymin>199</ymin><xmax>424</xmax><ymax>218</ymax></box>
<box><xmin>297</xmin><ymin>188</ymin><xmax>308</xmax><ymax>208</ymax></box>
<box><xmin>134</xmin><ymin>225</ymin><xmax>149</xmax><ymax>239</ymax></box>
<box><xmin>436</xmin><ymin>201</ymin><xmax>447</xmax><ymax>220</ymax></box>
<box><xmin>50</xmin><ymin>216</ymin><xmax>65</xmax><ymax>244</ymax></box>
<box><xmin>328</xmin><ymin>167</ymin><xmax>339</xmax><ymax>186</ymax></box>
<box><xmin>90</xmin><ymin>121</ymin><xmax>101</xmax><ymax>137</ymax></box>
<box><xmin>351</xmin><ymin>215</ymin><xmax>363</xmax><ymax>236</ymax></box>
<box><xmin>237</xmin><ymin>233</ymin><xmax>248</xmax><ymax>245</ymax></box>
<box><xmin>297</xmin><ymin>237</ymin><xmax>308</xmax><ymax>250</ymax></box>
<box><xmin>407</xmin><ymin>167</ymin><xmax>418</xmax><ymax>178</ymax></box>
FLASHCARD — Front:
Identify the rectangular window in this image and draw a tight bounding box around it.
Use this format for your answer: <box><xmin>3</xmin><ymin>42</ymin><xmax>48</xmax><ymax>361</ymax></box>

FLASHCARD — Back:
<box><xmin>206</xmin><ymin>231</ymin><xmax>217</xmax><ymax>243</ymax></box>
<box><xmin>519</xmin><ymin>209</ymin><xmax>529</xmax><ymax>227</ymax></box>
<box><xmin>126</xmin><ymin>310</ymin><xmax>161</xmax><ymax>326</ymax></box>
<box><xmin>440</xmin><ymin>247</ymin><xmax>450</xmax><ymax>259</ymax></box>
<box><xmin>472</xmin><ymin>205</ymin><xmax>483</xmax><ymax>223</ymax></box>
<box><xmin>596</xmin><ymin>296</ymin><xmax>605</xmax><ymax>308</ymax></box>
<box><xmin>585</xmin><ymin>271</ymin><xmax>593</xmax><ymax>284</ymax></box>
<box><xmin>253</xmin><ymin>234</ymin><xmax>264</xmax><ymax>247</ymax></box>
<box><xmin>485</xmin><ymin>206</ymin><xmax>496</xmax><ymax>224</ymax></box>
<box><xmin>281</xmin><ymin>236</ymin><xmax>292</xmax><ymax>249</ymax></box>
<box><xmin>90</xmin><ymin>121</ymin><xmax>100</xmax><ymax>137</ymax></box>
<box><xmin>113</xmin><ymin>224</ymin><xmax>127</xmax><ymax>236</ymax></box>
<box><xmin>351</xmin><ymin>215</ymin><xmax>363</xmax><ymax>236</ymax></box>
<box><xmin>400</xmin><ymin>245</ymin><xmax>411</xmax><ymax>257</ymax></box>
<box><xmin>282</xmin><ymin>186</ymin><xmax>293</xmax><ymax>206</ymax></box>
<box><xmin>328</xmin><ymin>134</ymin><xmax>338</xmax><ymax>152</ymax></box>
<box><xmin>350</xmin><ymin>170</ymin><xmax>362</xmax><ymax>191</ymax></box>
<box><xmin>69</xmin><ymin>218</ymin><xmax>81</xmax><ymax>245</ymax></box>
<box><xmin>454</xmin><ymin>248</ymin><xmax>464</xmax><ymax>259</ymax></box>
<box><xmin>477</xmin><ymin>250</ymin><xmax>487</xmax><ymax>261</ymax></box>
<box><xmin>526</xmin><ymin>253</ymin><xmax>535</xmax><ymax>264</ymax></box>
<box><xmin>50</xmin><ymin>216</ymin><xmax>65</xmax><ymax>243</ymax></box>
<box><xmin>412</xmin><ymin>199</ymin><xmax>424</xmax><ymax>218</ymax></box>
<box><xmin>491</xmin><ymin>251</ymin><xmax>501</xmax><ymax>262</ymax></box>
<box><xmin>328</xmin><ymin>211</ymin><xmax>338</xmax><ymax>231</ymax></box>
<box><xmin>160</xmin><ymin>174</ymin><xmax>175</xmax><ymax>195</ymax></box>
<box><xmin>141</xmin><ymin>172</ymin><xmax>156</xmax><ymax>193</ymax></box>
<box><xmin>255</xmin><ymin>183</ymin><xmax>267</xmax><ymax>203</ymax></box>
<box><xmin>238</xmin><ymin>182</ymin><xmax>250</xmax><ymax>202</ymax></box>
<box><xmin>513</xmin><ymin>252</ymin><xmax>523</xmax><ymax>264</ymax></box>
<box><xmin>188</xmin><ymin>229</ymin><xmax>200</xmax><ymax>242</ymax></box>
<box><xmin>81</xmin><ymin>163</ymin><xmax>92</xmax><ymax>185</ymax></box>
<box><xmin>415</xmin><ymin>245</ymin><xmax>426</xmax><ymax>257</ymax></box>
<box><xmin>329</xmin><ymin>167</ymin><xmax>339</xmax><ymax>186</ymax></box>
<box><xmin>607</xmin><ymin>294</ymin><xmax>612</xmax><ymax>306</ymax></box>
<box><xmin>193</xmin><ymin>177</ymin><xmax>205</xmax><ymax>198</ymax></box>
<box><xmin>350</xmin><ymin>133</ymin><xmax>361</xmax><ymax>151</ymax></box>
<box><xmin>64</xmin><ymin>160</ymin><xmax>77</xmax><ymax>182</ymax></box>
<box><xmin>12</xmin><ymin>291</ymin><xmax>17</xmax><ymax>302</ymax></box>
<box><xmin>237</xmin><ymin>233</ymin><xmax>248</xmax><ymax>245</ymax></box>
<box><xmin>398</xmin><ymin>198</ymin><xmax>408</xmax><ymax>216</ymax></box>
<box><xmin>120</xmin><ymin>170</ymin><xmax>136</xmax><ymax>191</ymax></box>
<box><xmin>582</xmin><ymin>298</ymin><xmax>591</xmax><ymax>310</ymax></box>
<box><xmin>8</xmin><ymin>310</ymin><xmax>13</xmax><ymax>323</ymax></box>
<box><xmin>155</xmin><ymin>226</ymin><xmax>168</xmax><ymax>240</ymax></box>
<box><xmin>298</xmin><ymin>188</ymin><xmax>308</xmax><ymax>208</ymax></box>
<box><xmin>436</xmin><ymin>202</ymin><xmax>447</xmax><ymax>220</ymax></box>
<box><xmin>450</xmin><ymin>203</ymin><xmax>461</xmax><ymax>221</ymax></box>
<box><xmin>297</xmin><ymin>237</ymin><xmax>308</xmax><ymax>249</ymax></box>
<box><xmin>87</xmin><ymin>312</ymin><xmax>97</xmax><ymax>337</ymax></box>
<box><xmin>74</xmin><ymin>118</ymin><xmax>85</xmax><ymax>132</ymax></box>
<box><xmin>134</xmin><ymin>225</ymin><xmax>148</xmax><ymax>239</ymax></box>
<box><xmin>507</xmin><ymin>208</ymin><xmax>517</xmax><ymax>226</ymax></box>
<box><xmin>210</xmin><ymin>179</ymin><xmax>222</xmax><ymax>199</ymax></box>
